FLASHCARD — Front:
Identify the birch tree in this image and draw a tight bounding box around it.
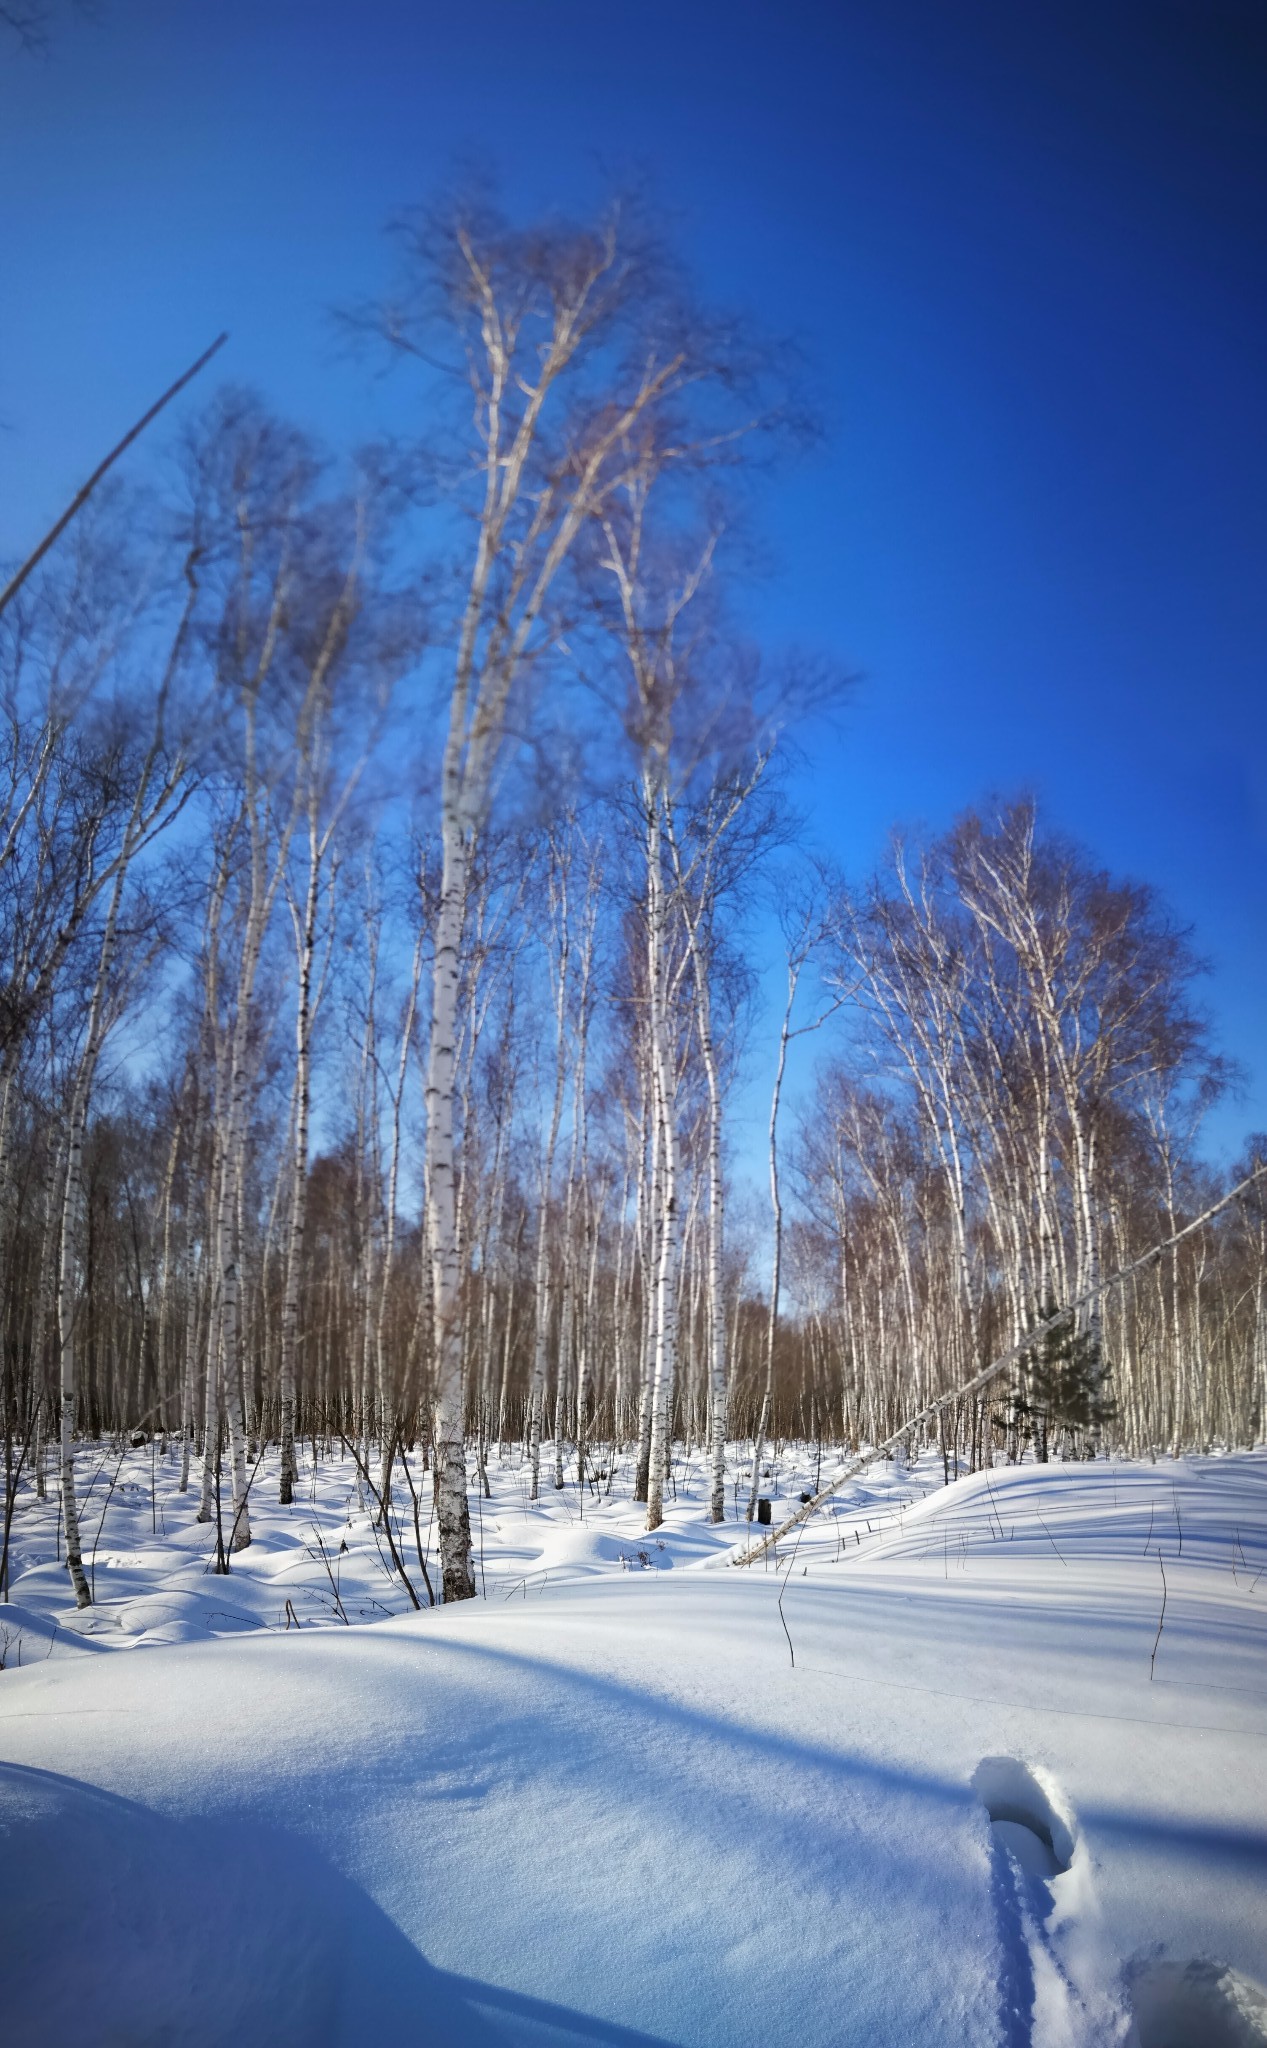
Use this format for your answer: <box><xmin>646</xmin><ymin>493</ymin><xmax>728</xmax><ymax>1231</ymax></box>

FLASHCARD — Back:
<box><xmin>56</xmin><ymin>647</ymin><xmax>195</xmax><ymax>1602</ymax></box>
<box><xmin>370</xmin><ymin>196</ymin><xmax>724</xmax><ymax>1597</ymax></box>
<box><xmin>189</xmin><ymin>403</ymin><xmax>363</xmax><ymax>1550</ymax></box>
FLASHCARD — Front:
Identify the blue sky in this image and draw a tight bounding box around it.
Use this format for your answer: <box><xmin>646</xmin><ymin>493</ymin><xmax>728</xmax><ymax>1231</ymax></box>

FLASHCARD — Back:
<box><xmin>2</xmin><ymin>0</ymin><xmax>1264</xmax><ymax>1160</ymax></box>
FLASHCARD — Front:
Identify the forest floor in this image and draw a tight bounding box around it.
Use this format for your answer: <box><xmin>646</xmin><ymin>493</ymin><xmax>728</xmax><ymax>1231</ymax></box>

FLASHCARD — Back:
<box><xmin>0</xmin><ymin>1440</ymin><xmax>1265</xmax><ymax>2046</ymax></box>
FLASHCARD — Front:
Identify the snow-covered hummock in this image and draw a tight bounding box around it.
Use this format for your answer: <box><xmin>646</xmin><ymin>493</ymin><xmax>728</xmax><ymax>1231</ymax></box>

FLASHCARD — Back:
<box><xmin>1</xmin><ymin>1447</ymin><xmax>1265</xmax><ymax>2047</ymax></box>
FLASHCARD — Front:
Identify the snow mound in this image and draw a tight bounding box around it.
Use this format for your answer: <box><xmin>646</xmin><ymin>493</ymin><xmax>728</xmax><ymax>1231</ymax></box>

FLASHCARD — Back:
<box><xmin>0</xmin><ymin>1603</ymin><xmax>104</xmax><ymax>1664</ymax></box>
<box><xmin>1130</xmin><ymin>1957</ymin><xmax>1267</xmax><ymax>2047</ymax></box>
<box><xmin>160</xmin><ymin>1519</ymin><xmax>220</xmax><ymax>1551</ymax></box>
<box><xmin>131</xmin><ymin>1619</ymin><xmax>212</xmax><ymax>1646</ymax></box>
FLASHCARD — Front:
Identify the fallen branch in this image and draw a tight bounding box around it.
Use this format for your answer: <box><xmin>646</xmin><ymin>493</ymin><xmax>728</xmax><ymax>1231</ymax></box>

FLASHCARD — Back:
<box><xmin>394</xmin><ymin>1438</ymin><xmax>437</xmax><ymax>1608</ymax></box>
<box><xmin>87</xmin><ymin>1447</ymin><xmax>127</xmax><ymax>1602</ymax></box>
<box><xmin>220</xmin><ymin>1440</ymin><xmax>268</xmax><ymax>1564</ymax></box>
<box><xmin>336</xmin><ymin>1427</ymin><xmax>423</xmax><ymax>1612</ymax></box>
<box><xmin>309</xmin><ymin>1523</ymin><xmax>349</xmax><ymax>1624</ymax></box>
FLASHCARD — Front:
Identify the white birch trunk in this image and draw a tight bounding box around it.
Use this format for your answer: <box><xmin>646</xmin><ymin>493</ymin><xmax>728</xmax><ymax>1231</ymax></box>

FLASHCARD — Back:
<box><xmin>644</xmin><ymin>787</ymin><xmax>680</xmax><ymax>1532</ymax></box>
<box><xmin>425</xmin><ymin>826</ymin><xmax>475</xmax><ymax>1600</ymax></box>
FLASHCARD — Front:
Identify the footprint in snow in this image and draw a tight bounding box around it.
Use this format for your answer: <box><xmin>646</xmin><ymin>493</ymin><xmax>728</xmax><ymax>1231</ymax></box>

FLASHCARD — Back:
<box><xmin>972</xmin><ymin>1762</ymin><xmax>1267</xmax><ymax>2047</ymax></box>
<box><xmin>973</xmin><ymin>1756</ymin><xmax>1128</xmax><ymax>2048</ymax></box>
<box><xmin>975</xmin><ymin>1755</ymin><xmax>1073</xmax><ymax>1883</ymax></box>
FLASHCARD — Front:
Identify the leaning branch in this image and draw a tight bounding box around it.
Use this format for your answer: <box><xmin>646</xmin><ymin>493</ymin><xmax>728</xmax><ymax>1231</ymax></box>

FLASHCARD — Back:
<box><xmin>731</xmin><ymin>1160</ymin><xmax>1267</xmax><ymax>1568</ymax></box>
<box><xmin>0</xmin><ymin>332</ymin><xmax>229</xmax><ymax>619</ymax></box>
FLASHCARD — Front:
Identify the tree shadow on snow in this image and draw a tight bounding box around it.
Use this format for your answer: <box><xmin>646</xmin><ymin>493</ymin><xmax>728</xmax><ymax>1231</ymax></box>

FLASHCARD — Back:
<box><xmin>0</xmin><ymin>1761</ymin><xmax>680</xmax><ymax>2048</ymax></box>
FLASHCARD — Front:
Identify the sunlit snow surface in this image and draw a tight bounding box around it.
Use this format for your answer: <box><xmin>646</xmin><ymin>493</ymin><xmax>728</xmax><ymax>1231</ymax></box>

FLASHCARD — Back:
<box><xmin>1</xmin><ymin>1442</ymin><xmax>1265</xmax><ymax>2046</ymax></box>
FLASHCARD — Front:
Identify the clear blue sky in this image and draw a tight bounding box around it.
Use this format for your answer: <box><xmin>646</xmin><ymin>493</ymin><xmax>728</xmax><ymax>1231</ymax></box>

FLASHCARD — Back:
<box><xmin>2</xmin><ymin>1</ymin><xmax>1263</xmax><ymax>1159</ymax></box>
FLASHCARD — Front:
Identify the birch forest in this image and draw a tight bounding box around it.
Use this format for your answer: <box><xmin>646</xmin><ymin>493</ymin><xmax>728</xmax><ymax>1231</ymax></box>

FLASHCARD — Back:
<box><xmin>1</xmin><ymin>196</ymin><xmax>1263</xmax><ymax>1612</ymax></box>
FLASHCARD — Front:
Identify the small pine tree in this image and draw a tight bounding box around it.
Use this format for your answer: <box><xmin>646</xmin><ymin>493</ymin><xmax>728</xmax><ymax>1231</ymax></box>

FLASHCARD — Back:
<box><xmin>1016</xmin><ymin>1297</ymin><xmax>1116</xmax><ymax>1459</ymax></box>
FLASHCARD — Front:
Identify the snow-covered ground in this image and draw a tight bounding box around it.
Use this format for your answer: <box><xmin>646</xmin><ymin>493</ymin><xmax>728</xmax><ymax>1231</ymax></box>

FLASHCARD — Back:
<box><xmin>1</xmin><ymin>1441</ymin><xmax>1265</xmax><ymax>2046</ymax></box>
<box><xmin>0</xmin><ymin>1435</ymin><xmax>954</xmax><ymax>1656</ymax></box>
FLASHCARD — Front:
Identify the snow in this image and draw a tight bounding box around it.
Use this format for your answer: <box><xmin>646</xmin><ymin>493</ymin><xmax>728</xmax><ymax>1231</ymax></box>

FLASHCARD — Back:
<box><xmin>1</xmin><ymin>1443</ymin><xmax>1265</xmax><ymax>2045</ymax></box>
